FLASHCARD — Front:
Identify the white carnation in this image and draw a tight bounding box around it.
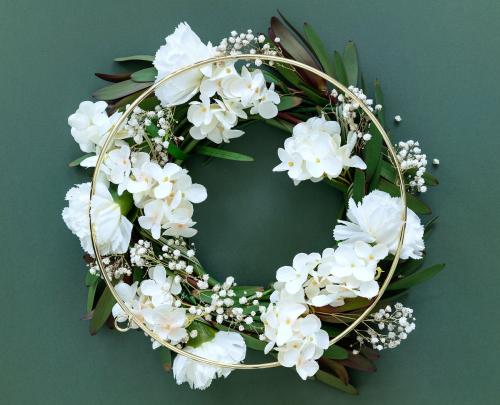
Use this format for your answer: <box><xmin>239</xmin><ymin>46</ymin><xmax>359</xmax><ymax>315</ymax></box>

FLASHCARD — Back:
<box><xmin>68</xmin><ymin>101</ymin><xmax>111</xmax><ymax>153</ymax></box>
<box><xmin>62</xmin><ymin>182</ymin><xmax>132</xmax><ymax>256</ymax></box>
<box><xmin>334</xmin><ymin>190</ymin><xmax>425</xmax><ymax>259</ymax></box>
<box><xmin>172</xmin><ymin>331</ymin><xmax>246</xmax><ymax>390</ymax></box>
<box><xmin>154</xmin><ymin>22</ymin><xmax>217</xmax><ymax>106</ymax></box>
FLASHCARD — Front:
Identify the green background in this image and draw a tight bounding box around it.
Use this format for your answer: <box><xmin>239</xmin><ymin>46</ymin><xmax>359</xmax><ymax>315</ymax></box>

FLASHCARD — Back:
<box><xmin>1</xmin><ymin>0</ymin><xmax>499</xmax><ymax>403</ymax></box>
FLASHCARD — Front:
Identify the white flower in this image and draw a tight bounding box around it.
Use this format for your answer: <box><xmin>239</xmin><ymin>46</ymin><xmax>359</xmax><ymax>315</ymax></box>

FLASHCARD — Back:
<box><xmin>62</xmin><ymin>182</ymin><xmax>132</xmax><ymax>255</ymax></box>
<box><xmin>103</xmin><ymin>144</ymin><xmax>131</xmax><ymax>194</ymax></box>
<box><xmin>68</xmin><ymin>101</ymin><xmax>110</xmax><ymax>153</ymax></box>
<box><xmin>112</xmin><ymin>281</ymin><xmax>151</xmax><ymax>328</ymax></box>
<box><xmin>140</xmin><ymin>265</ymin><xmax>182</xmax><ymax>306</ymax></box>
<box><xmin>333</xmin><ymin>190</ymin><xmax>425</xmax><ymax>259</ymax></box>
<box><xmin>172</xmin><ymin>331</ymin><xmax>246</xmax><ymax>390</ymax></box>
<box><xmin>275</xmin><ymin>253</ymin><xmax>321</xmax><ymax>294</ymax></box>
<box><xmin>138</xmin><ymin>199</ymin><xmax>168</xmax><ymax>239</ymax></box>
<box><xmin>261</xmin><ymin>301</ymin><xmax>307</xmax><ymax>349</ymax></box>
<box><xmin>154</xmin><ymin>22</ymin><xmax>217</xmax><ymax>106</ymax></box>
<box><xmin>273</xmin><ymin>116</ymin><xmax>366</xmax><ymax>184</ymax></box>
<box><xmin>276</xmin><ymin>315</ymin><xmax>329</xmax><ymax>380</ymax></box>
<box><xmin>143</xmin><ymin>305</ymin><xmax>187</xmax><ymax>347</ymax></box>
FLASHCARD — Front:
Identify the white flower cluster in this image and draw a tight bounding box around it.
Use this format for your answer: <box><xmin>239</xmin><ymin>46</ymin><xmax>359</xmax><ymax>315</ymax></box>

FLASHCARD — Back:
<box><xmin>334</xmin><ymin>190</ymin><xmax>425</xmax><ymax>260</ymax></box>
<box><xmin>88</xmin><ymin>256</ymin><xmax>131</xmax><ymax>280</ymax></box>
<box><xmin>153</xmin><ymin>22</ymin><xmax>280</xmax><ymax>142</ymax></box>
<box><xmin>273</xmin><ymin>116</ymin><xmax>366</xmax><ymax>185</ymax></box>
<box><xmin>217</xmin><ymin>29</ymin><xmax>281</xmax><ymax>66</ymax></box>
<box><xmin>337</xmin><ymin>85</ymin><xmax>375</xmax><ymax>132</ymax></box>
<box><xmin>396</xmin><ymin>140</ymin><xmax>429</xmax><ymax>193</ymax></box>
<box><xmin>355</xmin><ymin>303</ymin><xmax>416</xmax><ymax>350</ymax></box>
<box><xmin>112</xmin><ymin>265</ymin><xmax>187</xmax><ymax>348</ymax></box>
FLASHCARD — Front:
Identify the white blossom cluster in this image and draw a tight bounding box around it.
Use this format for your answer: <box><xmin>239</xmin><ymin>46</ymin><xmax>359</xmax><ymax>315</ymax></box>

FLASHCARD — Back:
<box><xmin>396</xmin><ymin>140</ymin><xmax>429</xmax><ymax>193</ymax></box>
<box><xmin>273</xmin><ymin>116</ymin><xmax>366</xmax><ymax>185</ymax></box>
<box><xmin>337</xmin><ymin>85</ymin><xmax>375</xmax><ymax>133</ymax></box>
<box><xmin>354</xmin><ymin>303</ymin><xmax>416</xmax><ymax>351</ymax></box>
<box><xmin>88</xmin><ymin>256</ymin><xmax>131</xmax><ymax>280</ymax></box>
<box><xmin>153</xmin><ymin>22</ymin><xmax>280</xmax><ymax>139</ymax></box>
<box><xmin>216</xmin><ymin>29</ymin><xmax>281</xmax><ymax>67</ymax></box>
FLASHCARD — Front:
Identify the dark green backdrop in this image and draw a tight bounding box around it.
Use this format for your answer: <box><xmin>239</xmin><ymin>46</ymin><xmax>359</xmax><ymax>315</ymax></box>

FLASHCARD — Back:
<box><xmin>1</xmin><ymin>0</ymin><xmax>499</xmax><ymax>403</ymax></box>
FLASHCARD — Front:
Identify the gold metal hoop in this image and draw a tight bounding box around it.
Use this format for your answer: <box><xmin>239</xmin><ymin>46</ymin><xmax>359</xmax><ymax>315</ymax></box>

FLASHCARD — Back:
<box><xmin>90</xmin><ymin>54</ymin><xmax>407</xmax><ymax>370</ymax></box>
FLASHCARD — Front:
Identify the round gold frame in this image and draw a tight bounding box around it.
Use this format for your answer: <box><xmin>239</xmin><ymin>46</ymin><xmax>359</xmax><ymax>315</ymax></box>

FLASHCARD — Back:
<box><xmin>90</xmin><ymin>54</ymin><xmax>407</xmax><ymax>370</ymax></box>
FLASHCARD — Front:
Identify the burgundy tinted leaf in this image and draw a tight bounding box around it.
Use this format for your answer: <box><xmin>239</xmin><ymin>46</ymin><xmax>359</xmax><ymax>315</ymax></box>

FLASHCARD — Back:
<box><xmin>340</xmin><ymin>353</ymin><xmax>377</xmax><ymax>373</ymax></box>
<box><xmin>95</xmin><ymin>72</ymin><xmax>131</xmax><ymax>83</ymax></box>
<box><xmin>360</xmin><ymin>347</ymin><xmax>381</xmax><ymax>361</ymax></box>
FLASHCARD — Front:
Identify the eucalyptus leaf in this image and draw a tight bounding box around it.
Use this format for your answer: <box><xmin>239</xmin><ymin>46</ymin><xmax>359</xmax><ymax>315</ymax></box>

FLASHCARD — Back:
<box><xmin>194</xmin><ymin>145</ymin><xmax>254</xmax><ymax>162</ymax></box>
<box><xmin>343</xmin><ymin>41</ymin><xmax>359</xmax><ymax>86</ymax></box>
<box><xmin>388</xmin><ymin>263</ymin><xmax>445</xmax><ymax>290</ymax></box>
<box><xmin>131</xmin><ymin>67</ymin><xmax>157</xmax><ymax>83</ymax></box>
<box><xmin>93</xmin><ymin>80</ymin><xmax>151</xmax><ymax>101</ymax></box>
<box><xmin>89</xmin><ymin>287</ymin><xmax>116</xmax><ymax>335</ymax></box>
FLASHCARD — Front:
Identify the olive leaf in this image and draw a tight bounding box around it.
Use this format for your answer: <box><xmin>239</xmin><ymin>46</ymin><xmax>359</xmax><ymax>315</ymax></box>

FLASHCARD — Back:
<box><xmin>388</xmin><ymin>263</ymin><xmax>445</xmax><ymax>290</ymax></box>
<box><xmin>89</xmin><ymin>286</ymin><xmax>116</xmax><ymax>335</ymax></box>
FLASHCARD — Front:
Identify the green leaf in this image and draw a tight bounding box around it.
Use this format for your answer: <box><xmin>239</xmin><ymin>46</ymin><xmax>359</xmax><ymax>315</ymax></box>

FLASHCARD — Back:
<box><xmin>89</xmin><ymin>287</ymin><xmax>116</xmax><ymax>335</ymax></box>
<box><xmin>315</xmin><ymin>370</ymin><xmax>358</xmax><ymax>395</ymax></box>
<box><xmin>69</xmin><ymin>153</ymin><xmax>94</xmax><ymax>167</ymax></box>
<box><xmin>167</xmin><ymin>142</ymin><xmax>188</xmax><ymax>160</ymax></box>
<box><xmin>363</xmin><ymin>123</ymin><xmax>383</xmax><ymax>181</ymax></box>
<box><xmin>264</xmin><ymin>117</ymin><xmax>294</xmax><ymax>134</ymax></box>
<box><xmin>323</xmin><ymin>178</ymin><xmax>349</xmax><ymax>194</ymax></box>
<box><xmin>303</xmin><ymin>23</ymin><xmax>334</xmax><ymax>75</ymax></box>
<box><xmin>93</xmin><ymin>80</ymin><xmax>151</xmax><ymax>101</ymax></box>
<box><xmin>95</xmin><ymin>72</ymin><xmax>131</xmax><ymax>83</ymax></box>
<box><xmin>110</xmin><ymin>189</ymin><xmax>133</xmax><ymax>215</ymax></box>
<box><xmin>131</xmin><ymin>67</ymin><xmax>157</xmax><ymax>83</ymax></box>
<box><xmin>278</xmin><ymin>95</ymin><xmax>302</xmax><ymax>111</ymax></box>
<box><xmin>194</xmin><ymin>145</ymin><xmax>254</xmax><ymax>162</ymax></box>
<box><xmin>270</xmin><ymin>16</ymin><xmax>325</xmax><ymax>90</ymax></box>
<box><xmin>114</xmin><ymin>55</ymin><xmax>154</xmax><ymax>62</ymax></box>
<box><xmin>85</xmin><ymin>274</ymin><xmax>100</xmax><ymax>312</ymax></box>
<box><xmin>374</xmin><ymin>79</ymin><xmax>385</xmax><ymax>126</ymax></box>
<box><xmin>378</xmin><ymin>179</ymin><xmax>432</xmax><ymax>214</ymax></box>
<box><xmin>324</xmin><ymin>345</ymin><xmax>349</xmax><ymax>360</ymax></box>
<box><xmin>186</xmin><ymin>321</ymin><xmax>217</xmax><ymax>348</ymax></box>
<box><xmin>388</xmin><ymin>263</ymin><xmax>445</xmax><ymax>290</ymax></box>
<box><xmin>343</xmin><ymin>41</ymin><xmax>359</xmax><ymax>86</ymax></box>
<box><xmin>158</xmin><ymin>347</ymin><xmax>172</xmax><ymax>372</ymax></box>
<box><xmin>336</xmin><ymin>297</ymin><xmax>371</xmax><ymax>312</ymax></box>
<box><xmin>333</xmin><ymin>51</ymin><xmax>349</xmax><ymax>86</ymax></box>
<box><xmin>352</xmin><ymin>169</ymin><xmax>366</xmax><ymax>202</ymax></box>
<box><xmin>395</xmin><ymin>258</ymin><xmax>424</xmax><ymax>277</ymax></box>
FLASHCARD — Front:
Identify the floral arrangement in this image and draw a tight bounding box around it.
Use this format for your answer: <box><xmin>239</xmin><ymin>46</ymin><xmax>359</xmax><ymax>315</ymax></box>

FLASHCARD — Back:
<box><xmin>63</xmin><ymin>13</ymin><xmax>444</xmax><ymax>393</ymax></box>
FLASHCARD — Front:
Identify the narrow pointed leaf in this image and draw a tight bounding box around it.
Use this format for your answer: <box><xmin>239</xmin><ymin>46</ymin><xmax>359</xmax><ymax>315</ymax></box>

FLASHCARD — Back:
<box><xmin>158</xmin><ymin>347</ymin><xmax>172</xmax><ymax>372</ymax></box>
<box><xmin>278</xmin><ymin>95</ymin><xmax>302</xmax><ymax>111</ymax></box>
<box><xmin>324</xmin><ymin>345</ymin><xmax>349</xmax><ymax>360</ymax></box>
<box><xmin>114</xmin><ymin>55</ymin><xmax>154</xmax><ymax>62</ymax></box>
<box><xmin>388</xmin><ymin>263</ymin><xmax>445</xmax><ymax>290</ymax></box>
<box><xmin>315</xmin><ymin>370</ymin><xmax>358</xmax><ymax>395</ymax></box>
<box><xmin>378</xmin><ymin>179</ymin><xmax>432</xmax><ymax>214</ymax></box>
<box><xmin>69</xmin><ymin>153</ymin><xmax>94</xmax><ymax>167</ymax></box>
<box><xmin>93</xmin><ymin>80</ymin><xmax>151</xmax><ymax>101</ymax></box>
<box><xmin>363</xmin><ymin>123</ymin><xmax>383</xmax><ymax>180</ymax></box>
<box><xmin>131</xmin><ymin>67</ymin><xmax>157</xmax><ymax>83</ymax></box>
<box><xmin>89</xmin><ymin>287</ymin><xmax>116</xmax><ymax>335</ymax></box>
<box><xmin>343</xmin><ymin>41</ymin><xmax>359</xmax><ymax>86</ymax></box>
<box><xmin>194</xmin><ymin>145</ymin><xmax>254</xmax><ymax>162</ymax></box>
<box><xmin>334</xmin><ymin>51</ymin><xmax>349</xmax><ymax>86</ymax></box>
<box><xmin>303</xmin><ymin>23</ymin><xmax>334</xmax><ymax>75</ymax></box>
<box><xmin>95</xmin><ymin>72</ymin><xmax>131</xmax><ymax>83</ymax></box>
<box><xmin>352</xmin><ymin>169</ymin><xmax>366</xmax><ymax>202</ymax></box>
<box><xmin>374</xmin><ymin>79</ymin><xmax>385</xmax><ymax>126</ymax></box>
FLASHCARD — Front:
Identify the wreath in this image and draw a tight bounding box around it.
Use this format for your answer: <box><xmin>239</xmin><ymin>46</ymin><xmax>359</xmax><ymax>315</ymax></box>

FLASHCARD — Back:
<box><xmin>63</xmin><ymin>13</ymin><xmax>444</xmax><ymax>393</ymax></box>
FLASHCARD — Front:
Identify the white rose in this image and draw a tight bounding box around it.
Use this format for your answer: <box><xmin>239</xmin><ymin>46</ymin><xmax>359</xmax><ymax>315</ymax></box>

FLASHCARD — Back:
<box><xmin>333</xmin><ymin>190</ymin><xmax>425</xmax><ymax>259</ymax></box>
<box><xmin>68</xmin><ymin>101</ymin><xmax>111</xmax><ymax>153</ymax></box>
<box><xmin>172</xmin><ymin>331</ymin><xmax>246</xmax><ymax>390</ymax></box>
<box><xmin>153</xmin><ymin>22</ymin><xmax>217</xmax><ymax>106</ymax></box>
<box><xmin>62</xmin><ymin>182</ymin><xmax>132</xmax><ymax>256</ymax></box>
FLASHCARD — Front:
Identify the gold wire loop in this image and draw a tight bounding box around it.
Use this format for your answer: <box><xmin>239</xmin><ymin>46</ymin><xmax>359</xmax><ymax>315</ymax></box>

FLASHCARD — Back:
<box><xmin>90</xmin><ymin>54</ymin><xmax>407</xmax><ymax>369</ymax></box>
<box><xmin>114</xmin><ymin>317</ymin><xmax>131</xmax><ymax>333</ymax></box>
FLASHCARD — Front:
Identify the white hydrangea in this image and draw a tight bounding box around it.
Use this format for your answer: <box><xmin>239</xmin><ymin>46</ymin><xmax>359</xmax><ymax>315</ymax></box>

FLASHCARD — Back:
<box><xmin>273</xmin><ymin>116</ymin><xmax>366</xmax><ymax>185</ymax></box>
<box><xmin>334</xmin><ymin>190</ymin><xmax>425</xmax><ymax>260</ymax></box>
